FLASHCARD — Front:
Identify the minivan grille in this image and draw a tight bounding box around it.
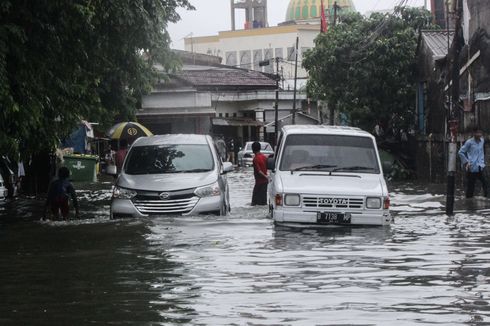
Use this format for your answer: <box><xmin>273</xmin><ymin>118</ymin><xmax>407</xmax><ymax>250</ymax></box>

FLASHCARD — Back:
<box><xmin>132</xmin><ymin>190</ymin><xmax>199</xmax><ymax>215</ymax></box>
<box><xmin>302</xmin><ymin>196</ymin><xmax>364</xmax><ymax>209</ymax></box>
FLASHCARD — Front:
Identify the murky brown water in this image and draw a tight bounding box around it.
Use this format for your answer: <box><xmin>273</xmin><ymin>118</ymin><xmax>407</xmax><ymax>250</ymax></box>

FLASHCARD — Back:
<box><xmin>1</xmin><ymin>170</ymin><xmax>490</xmax><ymax>325</ymax></box>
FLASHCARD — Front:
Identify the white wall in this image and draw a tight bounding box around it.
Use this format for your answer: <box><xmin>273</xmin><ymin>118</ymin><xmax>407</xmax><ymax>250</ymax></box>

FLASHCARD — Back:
<box><xmin>185</xmin><ymin>28</ymin><xmax>320</xmax><ymax>80</ymax></box>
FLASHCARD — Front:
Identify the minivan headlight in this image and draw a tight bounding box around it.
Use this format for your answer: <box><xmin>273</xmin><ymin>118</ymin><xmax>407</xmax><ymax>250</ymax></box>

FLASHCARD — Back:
<box><xmin>195</xmin><ymin>182</ymin><xmax>221</xmax><ymax>198</ymax></box>
<box><xmin>284</xmin><ymin>194</ymin><xmax>300</xmax><ymax>206</ymax></box>
<box><xmin>366</xmin><ymin>197</ymin><xmax>382</xmax><ymax>209</ymax></box>
<box><xmin>113</xmin><ymin>186</ymin><xmax>137</xmax><ymax>199</ymax></box>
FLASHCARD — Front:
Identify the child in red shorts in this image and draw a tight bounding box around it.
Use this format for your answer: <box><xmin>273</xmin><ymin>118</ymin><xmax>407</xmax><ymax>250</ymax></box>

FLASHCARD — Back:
<box><xmin>44</xmin><ymin>167</ymin><xmax>79</xmax><ymax>220</ymax></box>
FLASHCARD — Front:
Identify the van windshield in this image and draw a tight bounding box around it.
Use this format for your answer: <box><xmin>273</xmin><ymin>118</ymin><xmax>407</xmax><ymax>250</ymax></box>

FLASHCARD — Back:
<box><xmin>125</xmin><ymin>144</ymin><xmax>215</xmax><ymax>175</ymax></box>
<box><xmin>279</xmin><ymin>134</ymin><xmax>380</xmax><ymax>174</ymax></box>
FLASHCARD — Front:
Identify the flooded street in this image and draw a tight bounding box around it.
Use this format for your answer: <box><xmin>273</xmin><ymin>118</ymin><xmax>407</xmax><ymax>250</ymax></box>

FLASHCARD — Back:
<box><xmin>1</xmin><ymin>170</ymin><xmax>490</xmax><ymax>325</ymax></box>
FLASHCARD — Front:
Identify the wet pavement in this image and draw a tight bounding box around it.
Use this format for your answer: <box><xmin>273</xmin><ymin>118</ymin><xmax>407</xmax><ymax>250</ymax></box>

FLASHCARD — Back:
<box><xmin>1</xmin><ymin>169</ymin><xmax>490</xmax><ymax>325</ymax></box>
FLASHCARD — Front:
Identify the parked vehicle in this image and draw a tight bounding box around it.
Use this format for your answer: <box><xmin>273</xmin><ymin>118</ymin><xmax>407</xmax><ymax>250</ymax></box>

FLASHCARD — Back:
<box><xmin>238</xmin><ymin>142</ymin><xmax>274</xmax><ymax>167</ymax></box>
<box><xmin>0</xmin><ymin>155</ymin><xmax>17</xmax><ymax>198</ymax></box>
<box><xmin>0</xmin><ymin>174</ymin><xmax>8</xmax><ymax>201</ymax></box>
<box><xmin>110</xmin><ymin>134</ymin><xmax>234</xmax><ymax>218</ymax></box>
<box><xmin>268</xmin><ymin>125</ymin><xmax>392</xmax><ymax>227</ymax></box>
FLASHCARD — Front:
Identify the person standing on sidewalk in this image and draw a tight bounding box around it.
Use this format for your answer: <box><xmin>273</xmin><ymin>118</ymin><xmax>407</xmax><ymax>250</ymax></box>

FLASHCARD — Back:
<box><xmin>458</xmin><ymin>128</ymin><xmax>488</xmax><ymax>198</ymax></box>
<box><xmin>251</xmin><ymin>142</ymin><xmax>269</xmax><ymax>206</ymax></box>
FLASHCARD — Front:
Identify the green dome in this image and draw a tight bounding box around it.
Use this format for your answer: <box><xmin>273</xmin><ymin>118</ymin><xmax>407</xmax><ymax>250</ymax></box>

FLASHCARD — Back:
<box><xmin>286</xmin><ymin>0</ymin><xmax>356</xmax><ymax>21</ymax></box>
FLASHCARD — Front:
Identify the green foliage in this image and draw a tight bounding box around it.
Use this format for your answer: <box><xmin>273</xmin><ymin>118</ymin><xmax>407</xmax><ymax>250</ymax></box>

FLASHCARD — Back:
<box><xmin>0</xmin><ymin>0</ymin><xmax>192</xmax><ymax>157</ymax></box>
<box><xmin>303</xmin><ymin>7</ymin><xmax>434</xmax><ymax>132</ymax></box>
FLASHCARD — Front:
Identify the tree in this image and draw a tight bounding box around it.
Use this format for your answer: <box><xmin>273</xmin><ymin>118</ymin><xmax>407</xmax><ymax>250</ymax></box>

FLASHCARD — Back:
<box><xmin>0</xmin><ymin>0</ymin><xmax>192</xmax><ymax>157</ymax></box>
<box><xmin>303</xmin><ymin>7</ymin><xmax>434</xmax><ymax>132</ymax></box>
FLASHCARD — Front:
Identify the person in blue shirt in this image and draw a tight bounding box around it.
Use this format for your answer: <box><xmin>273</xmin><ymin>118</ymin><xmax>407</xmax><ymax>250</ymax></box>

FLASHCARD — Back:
<box><xmin>458</xmin><ymin>128</ymin><xmax>488</xmax><ymax>198</ymax></box>
<box><xmin>43</xmin><ymin>167</ymin><xmax>79</xmax><ymax>220</ymax></box>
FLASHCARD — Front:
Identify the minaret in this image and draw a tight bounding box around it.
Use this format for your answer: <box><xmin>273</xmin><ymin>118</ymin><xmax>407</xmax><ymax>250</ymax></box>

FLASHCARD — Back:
<box><xmin>231</xmin><ymin>0</ymin><xmax>268</xmax><ymax>31</ymax></box>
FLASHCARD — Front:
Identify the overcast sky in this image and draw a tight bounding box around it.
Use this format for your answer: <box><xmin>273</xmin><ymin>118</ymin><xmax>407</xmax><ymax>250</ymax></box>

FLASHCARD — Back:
<box><xmin>167</xmin><ymin>0</ymin><xmax>429</xmax><ymax>49</ymax></box>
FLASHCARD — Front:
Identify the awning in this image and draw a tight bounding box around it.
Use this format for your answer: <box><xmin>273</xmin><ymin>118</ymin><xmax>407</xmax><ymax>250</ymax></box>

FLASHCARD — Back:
<box><xmin>212</xmin><ymin>118</ymin><xmax>264</xmax><ymax>127</ymax></box>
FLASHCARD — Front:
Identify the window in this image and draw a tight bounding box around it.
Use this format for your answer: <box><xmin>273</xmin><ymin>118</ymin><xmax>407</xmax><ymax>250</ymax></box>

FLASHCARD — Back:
<box><xmin>263</xmin><ymin>48</ymin><xmax>273</xmax><ymax>73</ymax></box>
<box><xmin>233</xmin><ymin>113</ymin><xmax>237</xmax><ymax>117</ymax></box>
<box><xmin>219</xmin><ymin>113</ymin><xmax>223</xmax><ymax>117</ymax></box>
<box><xmin>125</xmin><ymin>145</ymin><xmax>215</xmax><ymax>175</ymax></box>
<box><xmin>226</xmin><ymin>51</ymin><xmax>237</xmax><ymax>66</ymax></box>
<box><xmin>287</xmin><ymin>47</ymin><xmax>295</xmax><ymax>61</ymax></box>
<box><xmin>239</xmin><ymin>50</ymin><xmax>251</xmax><ymax>69</ymax></box>
<box><xmin>275</xmin><ymin>48</ymin><xmax>283</xmax><ymax>59</ymax></box>
<box><xmin>253</xmin><ymin>49</ymin><xmax>263</xmax><ymax>71</ymax></box>
<box><xmin>225</xmin><ymin>113</ymin><xmax>229</xmax><ymax>118</ymax></box>
<box><xmin>279</xmin><ymin>135</ymin><xmax>379</xmax><ymax>173</ymax></box>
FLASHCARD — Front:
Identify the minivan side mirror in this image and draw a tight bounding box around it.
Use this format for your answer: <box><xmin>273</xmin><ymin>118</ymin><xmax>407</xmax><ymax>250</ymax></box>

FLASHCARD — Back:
<box><xmin>267</xmin><ymin>157</ymin><xmax>276</xmax><ymax>171</ymax></box>
<box><xmin>222</xmin><ymin>161</ymin><xmax>234</xmax><ymax>174</ymax></box>
<box><xmin>382</xmin><ymin>161</ymin><xmax>393</xmax><ymax>174</ymax></box>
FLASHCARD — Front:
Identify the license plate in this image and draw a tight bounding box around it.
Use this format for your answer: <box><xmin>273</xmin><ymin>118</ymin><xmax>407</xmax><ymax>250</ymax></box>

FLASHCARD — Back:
<box><xmin>317</xmin><ymin>212</ymin><xmax>351</xmax><ymax>225</ymax></box>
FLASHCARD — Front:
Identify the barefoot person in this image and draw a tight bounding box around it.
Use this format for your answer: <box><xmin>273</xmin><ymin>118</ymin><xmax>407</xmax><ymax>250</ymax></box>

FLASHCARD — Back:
<box><xmin>251</xmin><ymin>142</ymin><xmax>269</xmax><ymax>206</ymax></box>
<box><xmin>44</xmin><ymin>167</ymin><xmax>79</xmax><ymax>220</ymax></box>
<box><xmin>459</xmin><ymin>128</ymin><xmax>488</xmax><ymax>198</ymax></box>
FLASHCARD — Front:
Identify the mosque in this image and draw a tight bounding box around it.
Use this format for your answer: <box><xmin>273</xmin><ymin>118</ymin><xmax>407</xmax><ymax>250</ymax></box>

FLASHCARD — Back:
<box><xmin>184</xmin><ymin>0</ymin><xmax>356</xmax><ymax>84</ymax></box>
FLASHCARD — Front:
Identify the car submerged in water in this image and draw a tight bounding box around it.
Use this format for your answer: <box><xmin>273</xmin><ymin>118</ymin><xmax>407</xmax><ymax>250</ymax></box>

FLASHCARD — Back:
<box><xmin>268</xmin><ymin>125</ymin><xmax>392</xmax><ymax>227</ymax></box>
<box><xmin>110</xmin><ymin>134</ymin><xmax>234</xmax><ymax>218</ymax></box>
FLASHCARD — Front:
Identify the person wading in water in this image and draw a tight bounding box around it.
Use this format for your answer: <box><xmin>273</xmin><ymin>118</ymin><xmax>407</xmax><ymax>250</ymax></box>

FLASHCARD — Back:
<box><xmin>44</xmin><ymin>167</ymin><xmax>79</xmax><ymax>220</ymax></box>
<box><xmin>251</xmin><ymin>142</ymin><xmax>269</xmax><ymax>206</ymax></box>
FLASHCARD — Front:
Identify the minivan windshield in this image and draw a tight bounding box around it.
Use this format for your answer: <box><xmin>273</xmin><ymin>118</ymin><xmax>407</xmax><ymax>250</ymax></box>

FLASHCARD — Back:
<box><xmin>125</xmin><ymin>144</ymin><xmax>215</xmax><ymax>175</ymax></box>
<box><xmin>279</xmin><ymin>134</ymin><xmax>380</xmax><ymax>174</ymax></box>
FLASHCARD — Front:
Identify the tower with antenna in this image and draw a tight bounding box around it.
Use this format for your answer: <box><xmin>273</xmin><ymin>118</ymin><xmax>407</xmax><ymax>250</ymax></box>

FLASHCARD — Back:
<box><xmin>230</xmin><ymin>0</ymin><xmax>268</xmax><ymax>31</ymax></box>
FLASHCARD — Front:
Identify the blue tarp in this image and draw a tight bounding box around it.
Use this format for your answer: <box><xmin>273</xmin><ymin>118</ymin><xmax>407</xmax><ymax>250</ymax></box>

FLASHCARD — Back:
<box><xmin>61</xmin><ymin>125</ymin><xmax>87</xmax><ymax>154</ymax></box>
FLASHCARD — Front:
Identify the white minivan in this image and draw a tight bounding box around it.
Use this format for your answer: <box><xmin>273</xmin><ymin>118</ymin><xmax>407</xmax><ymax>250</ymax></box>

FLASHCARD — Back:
<box><xmin>268</xmin><ymin>125</ymin><xmax>392</xmax><ymax>226</ymax></box>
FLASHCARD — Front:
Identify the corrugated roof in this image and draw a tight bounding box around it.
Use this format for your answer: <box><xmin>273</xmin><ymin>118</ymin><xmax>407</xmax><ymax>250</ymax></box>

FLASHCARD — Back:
<box><xmin>212</xmin><ymin>118</ymin><xmax>264</xmax><ymax>127</ymax></box>
<box><xmin>176</xmin><ymin>67</ymin><xmax>276</xmax><ymax>88</ymax></box>
<box><xmin>421</xmin><ymin>30</ymin><xmax>455</xmax><ymax>59</ymax></box>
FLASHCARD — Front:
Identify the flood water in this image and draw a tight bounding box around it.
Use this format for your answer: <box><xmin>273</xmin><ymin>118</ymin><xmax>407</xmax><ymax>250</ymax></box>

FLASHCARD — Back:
<box><xmin>1</xmin><ymin>170</ymin><xmax>490</xmax><ymax>325</ymax></box>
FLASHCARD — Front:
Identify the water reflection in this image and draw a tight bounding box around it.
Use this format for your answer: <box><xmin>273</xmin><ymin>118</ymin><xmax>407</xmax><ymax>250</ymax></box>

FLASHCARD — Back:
<box><xmin>1</xmin><ymin>173</ymin><xmax>490</xmax><ymax>324</ymax></box>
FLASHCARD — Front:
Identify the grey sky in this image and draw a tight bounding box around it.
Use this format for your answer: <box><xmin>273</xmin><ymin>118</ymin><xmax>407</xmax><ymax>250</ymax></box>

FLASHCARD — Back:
<box><xmin>168</xmin><ymin>0</ymin><xmax>428</xmax><ymax>50</ymax></box>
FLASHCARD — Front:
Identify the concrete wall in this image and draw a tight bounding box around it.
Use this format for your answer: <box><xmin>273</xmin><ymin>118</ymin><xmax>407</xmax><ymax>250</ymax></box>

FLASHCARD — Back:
<box><xmin>139</xmin><ymin>115</ymin><xmax>213</xmax><ymax>136</ymax></box>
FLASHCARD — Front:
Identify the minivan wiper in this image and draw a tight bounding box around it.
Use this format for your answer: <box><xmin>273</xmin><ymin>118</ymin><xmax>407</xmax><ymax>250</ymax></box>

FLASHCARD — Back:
<box><xmin>292</xmin><ymin>164</ymin><xmax>337</xmax><ymax>173</ymax></box>
<box><xmin>329</xmin><ymin>166</ymin><xmax>376</xmax><ymax>173</ymax></box>
<box><xmin>182</xmin><ymin>168</ymin><xmax>212</xmax><ymax>173</ymax></box>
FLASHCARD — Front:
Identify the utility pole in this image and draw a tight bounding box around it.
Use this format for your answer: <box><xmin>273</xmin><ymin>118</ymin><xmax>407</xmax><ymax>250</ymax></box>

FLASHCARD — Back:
<box><xmin>259</xmin><ymin>57</ymin><xmax>281</xmax><ymax>145</ymax></box>
<box><xmin>333</xmin><ymin>1</ymin><xmax>339</xmax><ymax>27</ymax></box>
<box><xmin>328</xmin><ymin>2</ymin><xmax>339</xmax><ymax>126</ymax></box>
<box><xmin>274</xmin><ymin>57</ymin><xmax>280</xmax><ymax>145</ymax></box>
<box><xmin>292</xmin><ymin>36</ymin><xmax>299</xmax><ymax>125</ymax></box>
<box><xmin>446</xmin><ymin>0</ymin><xmax>463</xmax><ymax>216</ymax></box>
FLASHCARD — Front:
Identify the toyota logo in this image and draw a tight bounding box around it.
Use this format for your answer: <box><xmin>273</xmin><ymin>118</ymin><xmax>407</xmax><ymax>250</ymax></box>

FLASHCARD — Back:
<box><xmin>159</xmin><ymin>192</ymin><xmax>170</xmax><ymax>200</ymax></box>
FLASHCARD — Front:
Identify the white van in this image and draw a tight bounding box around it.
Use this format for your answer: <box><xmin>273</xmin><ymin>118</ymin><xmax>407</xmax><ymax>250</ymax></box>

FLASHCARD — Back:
<box><xmin>268</xmin><ymin>125</ymin><xmax>392</xmax><ymax>226</ymax></box>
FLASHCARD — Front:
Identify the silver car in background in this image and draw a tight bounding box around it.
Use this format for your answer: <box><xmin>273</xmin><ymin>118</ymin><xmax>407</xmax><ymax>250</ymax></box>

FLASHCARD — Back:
<box><xmin>238</xmin><ymin>141</ymin><xmax>274</xmax><ymax>167</ymax></box>
<box><xmin>0</xmin><ymin>174</ymin><xmax>7</xmax><ymax>201</ymax></box>
<box><xmin>110</xmin><ymin>134</ymin><xmax>234</xmax><ymax>218</ymax></box>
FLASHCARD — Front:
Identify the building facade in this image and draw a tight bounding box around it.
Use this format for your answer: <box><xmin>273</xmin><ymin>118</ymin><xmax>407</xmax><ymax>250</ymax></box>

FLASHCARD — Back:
<box><xmin>137</xmin><ymin>51</ymin><xmax>319</xmax><ymax>147</ymax></box>
<box><xmin>185</xmin><ymin>0</ymin><xmax>356</xmax><ymax>89</ymax></box>
<box><xmin>415</xmin><ymin>0</ymin><xmax>490</xmax><ymax>183</ymax></box>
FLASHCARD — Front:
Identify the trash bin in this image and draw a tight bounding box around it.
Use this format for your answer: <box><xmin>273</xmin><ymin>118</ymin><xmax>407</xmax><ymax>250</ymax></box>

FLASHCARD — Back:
<box><xmin>63</xmin><ymin>154</ymin><xmax>98</xmax><ymax>182</ymax></box>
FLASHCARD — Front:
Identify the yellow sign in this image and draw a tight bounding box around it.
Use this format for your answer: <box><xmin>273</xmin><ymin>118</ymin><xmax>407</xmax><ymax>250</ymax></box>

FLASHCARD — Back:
<box><xmin>127</xmin><ymin>128</ymin><xmax>138</xmax><ymax>136</ymax></box>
